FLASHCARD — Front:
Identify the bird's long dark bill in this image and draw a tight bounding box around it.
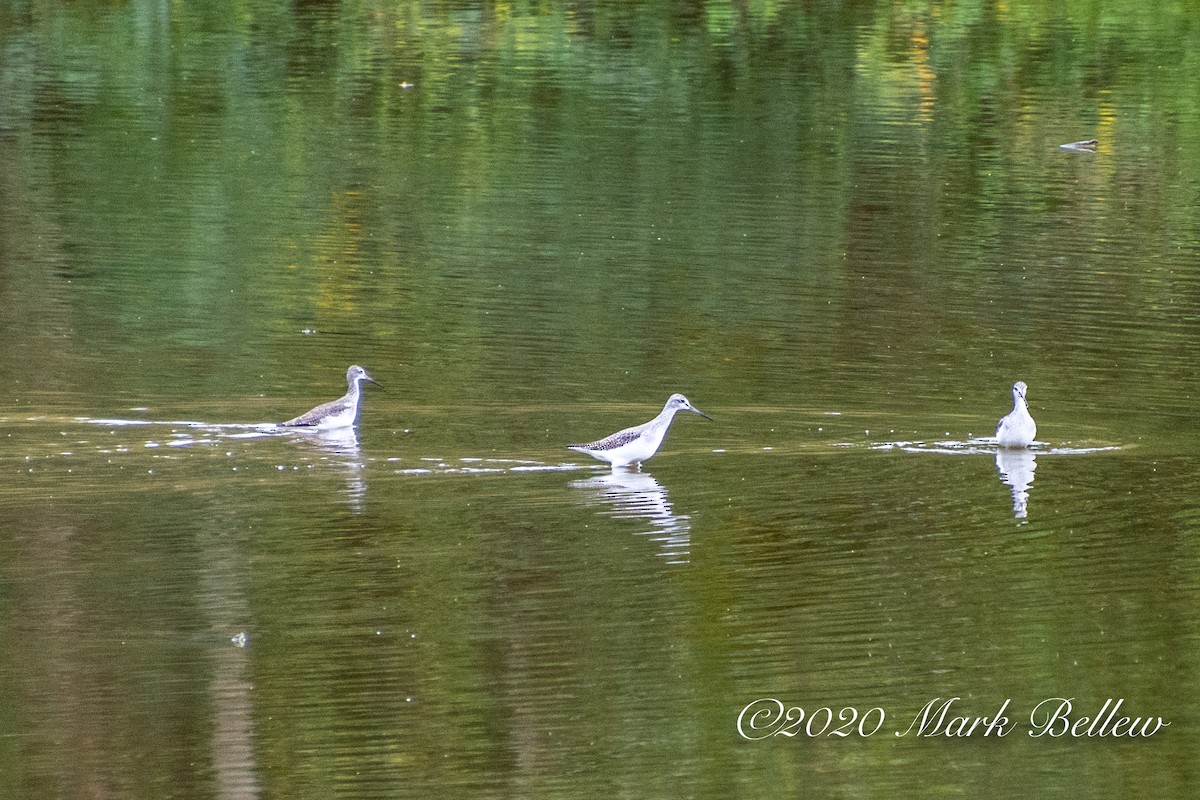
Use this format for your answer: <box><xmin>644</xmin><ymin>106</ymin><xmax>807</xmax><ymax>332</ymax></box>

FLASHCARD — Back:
<box><xmin>692</xmin><ymin>408</ymin><xmax>713</xmax><ymax>420</ymax></box>
<box><xmin>367</xmin><ymin>378</ymin><xmax>384</xmax><ymax>390</ymax></box>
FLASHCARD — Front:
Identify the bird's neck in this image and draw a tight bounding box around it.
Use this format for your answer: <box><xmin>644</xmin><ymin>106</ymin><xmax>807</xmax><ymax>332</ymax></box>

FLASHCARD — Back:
<box><xmin>652</xmin><ymin>406</ymin><xmax>678</xmax><ymax>428</ymax></box>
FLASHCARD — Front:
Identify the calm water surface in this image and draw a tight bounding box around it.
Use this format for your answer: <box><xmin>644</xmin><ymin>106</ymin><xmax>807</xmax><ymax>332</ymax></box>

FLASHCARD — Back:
<box><xmin>2</xmin><ymin>1</ymin><xmax>1199</xmax><ymax>798</ymax></box>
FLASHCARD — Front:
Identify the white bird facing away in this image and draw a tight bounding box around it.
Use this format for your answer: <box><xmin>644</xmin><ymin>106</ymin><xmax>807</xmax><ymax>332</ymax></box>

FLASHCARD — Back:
<box><xmin>995</xmin><ymin>380</ymin><xmax>1036</xmax><ymax>448</ymax></box>
<box><xmin>569</xmin><ymin>393</ymin><xmax>712</xmax><ymax>468</ymax></box>
<box><xmin>281</xmin><ymin>365</ymin><xmax>383</xmax><ymax>430</ymax></box>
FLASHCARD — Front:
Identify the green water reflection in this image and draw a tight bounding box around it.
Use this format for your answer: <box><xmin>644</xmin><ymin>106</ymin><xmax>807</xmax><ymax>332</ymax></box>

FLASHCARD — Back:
<box><xmin>2</xmin><ymin>0</ymin><xmax>1199</xmax><ymax>798</ymax></box>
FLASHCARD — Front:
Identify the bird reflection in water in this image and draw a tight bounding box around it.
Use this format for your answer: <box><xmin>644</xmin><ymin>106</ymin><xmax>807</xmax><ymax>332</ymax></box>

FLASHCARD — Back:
<box><xmin>286</xmin><ymin>426</ymin><xmax>367</xmax><ymax>513</ymax></box>
<box><xmin>569</xmin><ymin>470</ymin><xmax>692</xmax><ymax>564</ymax></box>
<box><xmin>995</xmin><ymin>448</ymin><xmax>1037</xmax><ymax>519</ymax></box>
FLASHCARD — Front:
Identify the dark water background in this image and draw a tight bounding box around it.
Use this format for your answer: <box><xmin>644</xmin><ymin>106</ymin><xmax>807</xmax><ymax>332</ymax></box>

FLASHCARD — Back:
<box><xmin>1</xmin><ymin>1</ymin><xmax>1198</xmax><ymax>797</ymax></box>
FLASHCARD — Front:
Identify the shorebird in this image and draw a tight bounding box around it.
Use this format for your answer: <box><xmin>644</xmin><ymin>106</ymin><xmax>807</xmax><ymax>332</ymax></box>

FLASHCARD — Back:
<box><xmin>281</xmin><ymin>365</ymin><xmax>382</xmax><ymax>430</ymax></box>
<box><xmin>569</xmin><ymin>393</ymin><xmax>712</xmax><ymax>468</ymax></box>
<box><xmin>995</xmin><ymin>380</ymin><xmax>1036</xmax><ymax>448</ymax></box>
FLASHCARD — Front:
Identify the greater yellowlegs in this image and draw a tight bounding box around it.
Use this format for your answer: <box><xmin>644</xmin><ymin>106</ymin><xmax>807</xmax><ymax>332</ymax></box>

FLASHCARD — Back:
<box><xmin>569</xmin><ymin>393</ymin><xmax>712</xmax><ymax>468</ymax></box>
<box><xmin>281</xmin><ymin>365</ymin><xmax>382</xmax><ymax>430</ymax></box>
<box><xmin>995</xmin><ymin>380</ymin><xmax>1036</xmax><ymax>448</ymax></box>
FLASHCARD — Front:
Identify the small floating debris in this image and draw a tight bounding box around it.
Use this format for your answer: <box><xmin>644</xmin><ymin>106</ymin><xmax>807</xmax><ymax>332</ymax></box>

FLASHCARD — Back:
<box><xmin>167</xmin><ymin>437</ymin><xmax>216</xmax><ymax>447</ymax></box>
<box><xmin>78</xmin><ymin>417</ymin><xmax>153</xmax><ymax>427</ymax></box>
<box><xmin>872</xmin><ymin>439</ymin><xmax>1121</xmax><ymax>456</ymax></box>
<box><xmin>510</xmin><ymin>463</ymin><xmax>584</xmax><ymax>472</ymax></box>
<box><xmin>1059</xmin><ymin>139</ymin><xmax>1098</xmax><ymax>152</ymax></box>
<box><xmin>391</xmin><ymin>459</ymin><xmax>587</xmax><ymax>476</ymax></box>
<box><xmin>231</xmin><ymin>632</ymin><xmax>248</xmax><ymax>648</ymax></box>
